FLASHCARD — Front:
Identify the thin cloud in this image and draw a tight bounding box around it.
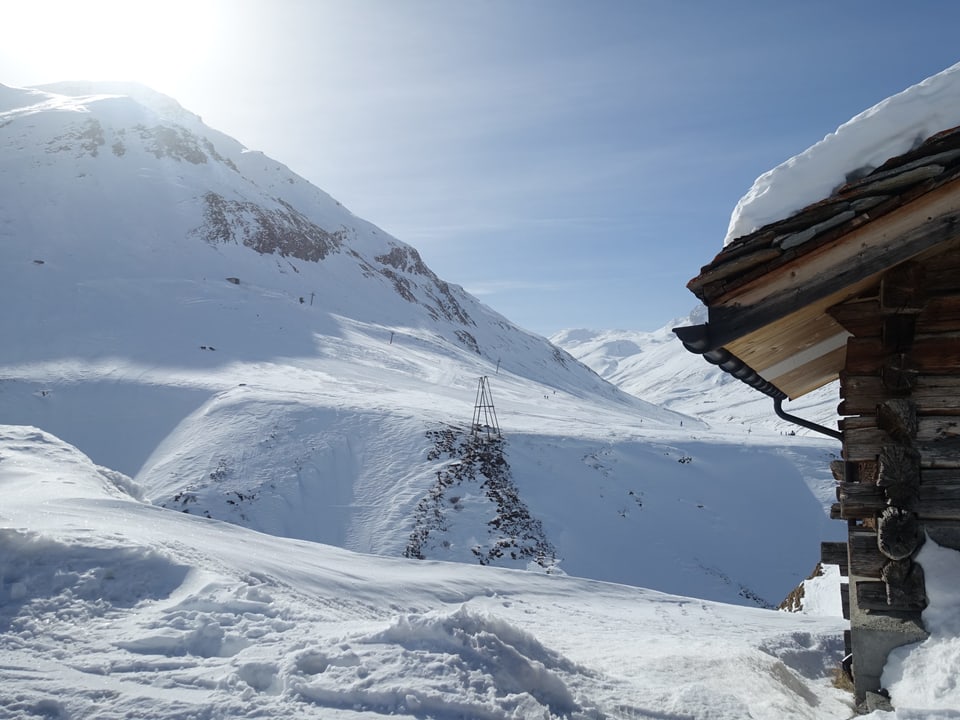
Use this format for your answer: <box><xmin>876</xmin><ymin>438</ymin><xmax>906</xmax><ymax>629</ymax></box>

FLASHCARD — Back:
<box><xmin>463</xmin><ymin>279</ymin><xmax>574</xmax><ymax>297</ymax></box>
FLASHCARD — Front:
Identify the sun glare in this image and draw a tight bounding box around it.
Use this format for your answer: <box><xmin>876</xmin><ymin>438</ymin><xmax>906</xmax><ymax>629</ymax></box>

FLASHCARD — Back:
<box><xmin>3</xmin><ymin>0</ymin><xmax>223</xmax><ymax>95</ymax></box>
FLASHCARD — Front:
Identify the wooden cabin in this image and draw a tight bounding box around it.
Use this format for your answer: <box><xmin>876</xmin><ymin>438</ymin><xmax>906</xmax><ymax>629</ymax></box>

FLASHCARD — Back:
<box><xmin>675</xmin><ymin>125</ymin><xmax>960</xmax><ymax>707</ymax></box>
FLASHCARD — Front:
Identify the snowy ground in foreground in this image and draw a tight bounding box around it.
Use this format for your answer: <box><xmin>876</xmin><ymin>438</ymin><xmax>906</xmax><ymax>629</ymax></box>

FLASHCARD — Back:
<box><xmin>8</xmin><ymin>429</ymin><xmax>960</xmax><ymax>719</ymax></box>
<box><xmin>0</xmin><ymin>425</ymin><xmax>854</xmax><ymax>719</ymax></box>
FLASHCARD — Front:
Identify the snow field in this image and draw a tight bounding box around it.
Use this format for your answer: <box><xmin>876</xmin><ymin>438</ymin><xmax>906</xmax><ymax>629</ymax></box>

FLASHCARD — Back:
<box><xmin>0</xmin><ymin>426</ymin><xmax>854</xmax><ymax>719</ymax></box>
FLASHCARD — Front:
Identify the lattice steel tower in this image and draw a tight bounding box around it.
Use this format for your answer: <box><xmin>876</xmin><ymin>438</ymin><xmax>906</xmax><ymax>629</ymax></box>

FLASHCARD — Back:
<box><xmin>471</xmin><ymin>376</ymin><xmax>501</xmax><ymax>439</ymax></box>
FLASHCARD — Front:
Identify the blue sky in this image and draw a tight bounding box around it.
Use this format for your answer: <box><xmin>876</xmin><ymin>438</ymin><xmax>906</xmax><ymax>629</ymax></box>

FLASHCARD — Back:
<box><xmin>5</xmin><ymin>1</ymin><xmax>960</xmax><ymax>335</ymax></box>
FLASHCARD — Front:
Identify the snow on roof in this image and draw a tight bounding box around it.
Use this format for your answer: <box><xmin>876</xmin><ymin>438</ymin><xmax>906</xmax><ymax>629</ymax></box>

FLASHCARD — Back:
<box><xmin>725</xmin><ymin>61</ymin><xmax>960</xmax><ymax>246</ymax></box>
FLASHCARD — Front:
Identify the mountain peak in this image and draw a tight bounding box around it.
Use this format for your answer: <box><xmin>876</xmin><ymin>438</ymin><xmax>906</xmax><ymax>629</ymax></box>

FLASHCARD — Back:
<box><xmin>32</xmin><ymin>80</ymin><xmax>198</xmax><ymax>123</ymax></box>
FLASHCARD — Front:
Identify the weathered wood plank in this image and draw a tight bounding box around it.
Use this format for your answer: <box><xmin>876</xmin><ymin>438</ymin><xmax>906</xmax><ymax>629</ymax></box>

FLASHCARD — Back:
<box><xmin>846</xmin><ymin>334</ymin><xmax>960</xmax><ymax>374</ymax></box>
<box><xmin>838</xmin><ymin>482</ymin><xmax>884</xmax><ymax>519</ymax></box>
<box><xmin>821</xmin><ymin>541</ymin><xmax>849</xmax><ymax>574</ymax></box>
<box><xmin>917</xmin><ymin>295</ymin><xmax>960</xmax><ymax>333</ymax></box>
<box><xmin>827</xmin><ymin>291</ymin><xmax>960</xmax><ymax>338</ymax></box>
<box><xmin>842</xmin><ymin>425</ymin><xmax>888</xmax><ymax>462</ymax></box>
<box><xmin>877</xmin><ymin>399</ymin><xmax>918</xmax><ymax>441</ymax></box>
<box><xmin>920</xmin><ymin>418</ymin><xmax>960</xmax><ymax>443</ymax></box>
<box><xmin>840</xmin><ymin>337</ymin><xmax>886</xmax><ymax>372</ymax></box>
<box><xmin>912</xmin><ymin>501</ymin><xmax>960</xmax><ymax>520</ymax></box>
<box><xmin>839</xmin><ymin>374</ymin><xmax>960</xmax><ymax>415</ymax></box>
<box><xmin>827</xmin><ymin>297</ymin><xmax>881</xmax><ymax>338</ymax></box>
<box><xmin>922</xmin><ymin>468</ymin><xmax>960</xmax><ymax>483</ymax></box>
<box><xmin>906</xmin><ymin>484</ymin><xmax>960</xmax><ymax>520</ymax></box>
<box><xmin>880</xmin><ymin>261</ymin><xmax>927</xmax><ymax>313</ymax></box>
<box><xmin>849</xmin><ymin>531</ymin><xmax>884</xmax><ymax>578</ymax></box>
<box><xmin>841</xmin><ymin>584</ymin><xmax>850</xmax><ymax>620</ymax></box>
<box><xmin>843</xmin><ymin>424</ymin><xmax>960</xmax><ymax>466</ymax></box>
<box><xmin>857</xmin><ymin>580</ymin><xmax>928</xmax><ymax>612</ymax></box>
<box><xmin>838</xmin><ymin>477</ymin><xmax>960</xmax><ymax>520</ymax></box>
<box><xmin>842</xmin><ymin>415</ymin><xmax>960</xmax><ymax>442</ymax></box>
<box><xmin>839</xmin><ymin>416</ymin><xmax>877</xmax><ymax>431</ymax></box>
<box><xmin>920</xmin><ymin>244</ymin><xmax>960</xmax><ymax>293</ymax></box>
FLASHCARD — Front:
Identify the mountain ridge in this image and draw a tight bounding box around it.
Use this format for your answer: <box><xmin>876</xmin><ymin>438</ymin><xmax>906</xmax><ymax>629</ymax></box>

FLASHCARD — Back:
<box><xmin>3</xmin><ymin>81</ymin><xmax>677</xmax><ymax>413</ymax></box>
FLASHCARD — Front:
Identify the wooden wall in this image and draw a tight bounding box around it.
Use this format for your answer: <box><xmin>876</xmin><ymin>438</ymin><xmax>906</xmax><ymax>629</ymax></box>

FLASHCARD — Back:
<box><xmin>824</xmin><ymin>245</ymin><xmax>960</xmax><ymax>700</ymax></box>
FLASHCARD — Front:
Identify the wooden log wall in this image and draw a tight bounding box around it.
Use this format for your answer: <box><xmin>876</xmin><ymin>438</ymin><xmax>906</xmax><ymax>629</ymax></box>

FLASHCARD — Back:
<box><xmin>826</xmin><ymin>249</ymin><xmax>960</xmax><ymax>620</ymax></box>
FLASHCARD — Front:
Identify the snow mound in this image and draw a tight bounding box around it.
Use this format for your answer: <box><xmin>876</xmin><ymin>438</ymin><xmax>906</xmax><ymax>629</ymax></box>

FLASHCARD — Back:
<box><xmin>0</xmin><ymin>424</ymin><xmax>853</xmax><ymax>718</ymax></box>
<box><xmin>878</xmin><ymin>538</ymin><xmax>960</xmax><ymax>716</ymax></box>
<box><xmin>311</xmin><ymin>606</ymin><xmax>588</xmax><ymax>718</ymax></box>
<box><xmin>726</xmin><ymin>62</ymin><xmax>960</xmax><ymax>244</ymax></box>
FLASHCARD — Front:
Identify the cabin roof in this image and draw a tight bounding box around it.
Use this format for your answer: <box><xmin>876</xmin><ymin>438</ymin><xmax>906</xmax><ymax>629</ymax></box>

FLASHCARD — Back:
<box><xmin>675</xmin><ymin>125</ymin><xmax>960</xmax><ymax>400</ymax></box>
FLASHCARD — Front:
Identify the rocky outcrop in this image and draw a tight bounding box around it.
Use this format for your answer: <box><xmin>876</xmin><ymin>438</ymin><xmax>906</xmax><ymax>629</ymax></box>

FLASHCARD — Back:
<box><xmin>376</xmin><ymin>246</ymin><xmax>474</xmax><ymax>327</ymax></box>
<box><xmin>406</xmin><ymin>426</ymin><xmax>557</xmax><ymax>570</ymax></box>
<box><xmin>194</xmin><ymin>192</ymin><xmax>345</xmax><ymax>261</ymax></box>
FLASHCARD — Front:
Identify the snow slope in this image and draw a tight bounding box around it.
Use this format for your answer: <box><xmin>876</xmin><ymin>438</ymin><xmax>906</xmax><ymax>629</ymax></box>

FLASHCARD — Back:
<box><xmin>0</xmin><ymin>81</ymin><xmax>842</xmax><ymax>607</ymax></box>
<box><xmin>8</xmin><ymin>425</ymin><xmax>956</xmax><ymax>718</ymax></box>
<box><xmin>0</xmin><ymin>426</ymin><xmax>855</xmax><ymax>719</ymax></box>
<box><xmin>0</xmin><ymin>80</ymin><xmax>630</xmax><ymax>408</ymax></box>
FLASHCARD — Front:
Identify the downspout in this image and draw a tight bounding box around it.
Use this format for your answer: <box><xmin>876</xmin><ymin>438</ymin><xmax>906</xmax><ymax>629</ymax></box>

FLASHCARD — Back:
<box><xmin>774</xmin><ymin>397</ymin><xmax>842</xmax><ymax>441</ymax></box>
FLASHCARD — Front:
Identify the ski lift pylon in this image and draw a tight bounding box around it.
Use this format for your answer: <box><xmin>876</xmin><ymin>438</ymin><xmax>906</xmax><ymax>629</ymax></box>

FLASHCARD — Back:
<box><xmin>471</xmin><ymin>376</ymin><xmax>501</xmax><ymax>439</ymax></box>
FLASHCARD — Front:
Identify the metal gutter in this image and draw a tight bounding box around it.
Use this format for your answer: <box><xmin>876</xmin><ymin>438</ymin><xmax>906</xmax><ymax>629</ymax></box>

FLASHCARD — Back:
<box><xmin>674</xmin><ymin>323</ymin><xmax>842</xmax><ymax>441</ymax></box>
<box><xmin>673</xmin><ymin>324</ymin><xmax>786</xmax><ymax>400</ymax></box>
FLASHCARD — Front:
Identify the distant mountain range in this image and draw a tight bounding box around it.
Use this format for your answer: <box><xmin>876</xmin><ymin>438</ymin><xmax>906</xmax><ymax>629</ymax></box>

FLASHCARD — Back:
<box><xmin>552</xmin><ymin>307</ymin><xmax>841</xmax><ymax>436</ymax></box>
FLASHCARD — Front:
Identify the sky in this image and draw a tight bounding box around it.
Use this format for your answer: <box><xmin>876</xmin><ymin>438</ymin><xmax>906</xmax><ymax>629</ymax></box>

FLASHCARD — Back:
<box><xmin>4</xmin><ymin>1</ymin><xmax>960</xmax><ymax>336</ymax></box>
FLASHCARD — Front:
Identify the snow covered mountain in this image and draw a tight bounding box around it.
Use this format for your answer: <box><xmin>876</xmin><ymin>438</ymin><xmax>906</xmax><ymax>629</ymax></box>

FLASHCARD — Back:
<box><xmin>0</xmin><ymin>81</ymin><xmax>839</xmax><ymax>609</ymax></box>
<box><xmin>552</xmin><ymin>306</ymin><xmax>841</xmax><ymax>435</ymax></box>
<box><xmin>1</xmin><ymin>80</ymin><xmax>624</xmax><ymax>404</ymax></box>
